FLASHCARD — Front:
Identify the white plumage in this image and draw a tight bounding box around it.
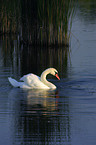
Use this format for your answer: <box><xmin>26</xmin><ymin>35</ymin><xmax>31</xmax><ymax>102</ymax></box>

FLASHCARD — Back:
<box><xmin>8</xmin><ymin>68</ymin><xmax>60</xmax><ymax>89</ymax></box>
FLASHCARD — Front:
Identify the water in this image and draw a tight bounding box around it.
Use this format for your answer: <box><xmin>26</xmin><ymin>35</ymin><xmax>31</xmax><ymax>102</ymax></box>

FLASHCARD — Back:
<box><xmin>0</xmin><ymin>1</ymin><xmax>96</xmax><ymax>145</ymax></box>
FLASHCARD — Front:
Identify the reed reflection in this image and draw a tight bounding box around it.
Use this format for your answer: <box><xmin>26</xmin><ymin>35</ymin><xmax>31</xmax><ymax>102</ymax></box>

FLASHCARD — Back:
<box><xmin>0</xmin><ymin>36</ymin><xmax>69</xmax><ymax>79</ymax></box>
<box><xmin>20</xmin><ymin>45</ymin><xmax>69</xmax><ymax>78</ymax></box>
<box><xmin>8</xmin><ymin>88</ymin><xmax>71</xmax><ymax>144</ymax></box>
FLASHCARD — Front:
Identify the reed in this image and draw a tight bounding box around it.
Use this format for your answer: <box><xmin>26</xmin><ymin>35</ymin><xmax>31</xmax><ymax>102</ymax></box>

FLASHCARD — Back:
<box><xmin>0</xmin><ymin>0</ymin><xmax>75</xmax><ymax>47</ymax></box>
<box><xmin>0</xmin><ymin>0</ymin><xmax>21</xmax><ymax>35</ymax></box>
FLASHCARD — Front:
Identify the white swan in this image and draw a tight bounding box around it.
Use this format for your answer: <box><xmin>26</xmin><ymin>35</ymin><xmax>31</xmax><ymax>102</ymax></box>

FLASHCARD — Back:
<box><xmin>8</xmin><ymin>68</ymin><xmax>60</xmax><ymax>89</ymax></box>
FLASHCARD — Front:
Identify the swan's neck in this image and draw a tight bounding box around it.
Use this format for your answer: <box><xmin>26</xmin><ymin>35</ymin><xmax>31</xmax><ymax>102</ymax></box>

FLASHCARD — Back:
<box><xmin>40</xmin><ymin>70</ymin><xmax>56</xmax><ymax>89</ymax></box>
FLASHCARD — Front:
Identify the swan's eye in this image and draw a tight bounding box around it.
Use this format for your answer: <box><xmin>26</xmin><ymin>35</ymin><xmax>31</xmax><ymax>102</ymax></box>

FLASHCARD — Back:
<box><xmin>55</xmin><ymin>71</ymin><xmax>58</xmax><ymax>74</ymax></box>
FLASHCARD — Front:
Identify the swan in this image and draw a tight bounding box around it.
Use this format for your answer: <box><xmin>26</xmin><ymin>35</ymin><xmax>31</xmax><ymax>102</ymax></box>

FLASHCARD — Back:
<box><xmin>8</xmin><ymin>68</ymin><xmax>60</xmax><ymax>89</ymax></box>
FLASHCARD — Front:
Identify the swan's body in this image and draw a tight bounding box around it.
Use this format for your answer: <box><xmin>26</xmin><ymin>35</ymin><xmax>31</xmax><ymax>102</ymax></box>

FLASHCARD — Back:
<box><xmin>8</xmin><ymin>68</ymin><xmax>60</xmax><ymax>89</ymax></box>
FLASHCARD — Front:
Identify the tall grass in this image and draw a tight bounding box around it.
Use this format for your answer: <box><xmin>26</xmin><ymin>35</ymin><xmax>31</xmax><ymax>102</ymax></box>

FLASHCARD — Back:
<box><xmin>0</xmin><ymin>0</ymin><xmax>21</xmax><ymax>35</ymax></box>
<box><xmin>0</xmin><ymin>0</ymin><xmax>75</xmax><ymax>47</ymax></box>
<box><xmin>39</xmin><ymin>0</ymin><xmax>75</xmax><ymax>46</ymax></box>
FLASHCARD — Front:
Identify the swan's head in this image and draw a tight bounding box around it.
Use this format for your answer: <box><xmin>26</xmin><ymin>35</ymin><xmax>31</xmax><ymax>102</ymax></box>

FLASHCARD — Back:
<box><xmin>48</xmin><ymin>68</ymin><xmax>60</xmax><ymax>80</ymax></box>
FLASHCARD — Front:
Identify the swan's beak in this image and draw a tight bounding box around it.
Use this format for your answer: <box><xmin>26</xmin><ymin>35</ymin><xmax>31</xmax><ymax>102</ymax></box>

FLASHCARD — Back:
<box><xmin>55</xmin><ymin>74</ymin><xmax>60</xmax><ymax>80</ymax></box>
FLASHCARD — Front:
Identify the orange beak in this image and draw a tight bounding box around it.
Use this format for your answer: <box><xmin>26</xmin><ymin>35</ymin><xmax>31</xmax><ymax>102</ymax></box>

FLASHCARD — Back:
<box><xmin>55</xmin><ymin>73</ymin><xmax>60</xmax><ymax>80</ymax></box>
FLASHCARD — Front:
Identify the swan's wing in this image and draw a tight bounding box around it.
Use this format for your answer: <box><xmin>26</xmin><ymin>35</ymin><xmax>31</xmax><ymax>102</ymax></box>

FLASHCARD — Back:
<box><xmin>20</xmin><ymin>73</ymin><xmax>39</xmax><ymax>82</ymax></box>
<box><xmin>20</xmin><ymin>73</ymin><xmax>49</xmax><ymax>89</ymax></box>
<box><xmin>20</xmin><ymin>73</ymin><xmax>40</xmax><ymax>87</ymax></box>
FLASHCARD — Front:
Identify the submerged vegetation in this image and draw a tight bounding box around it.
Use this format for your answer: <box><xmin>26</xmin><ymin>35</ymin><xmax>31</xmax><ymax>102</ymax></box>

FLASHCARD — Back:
<box><xmin>0</xmin><ymin>0</ymin><xmax>75</xmax><ymax>47</ymax></box>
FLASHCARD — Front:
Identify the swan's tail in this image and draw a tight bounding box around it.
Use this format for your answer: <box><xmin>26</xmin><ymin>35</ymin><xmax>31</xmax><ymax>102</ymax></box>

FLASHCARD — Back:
<box><xmin>8</xmin><ymin>77</ymin><xmax>20</xmax><ymax>87</ymax></box>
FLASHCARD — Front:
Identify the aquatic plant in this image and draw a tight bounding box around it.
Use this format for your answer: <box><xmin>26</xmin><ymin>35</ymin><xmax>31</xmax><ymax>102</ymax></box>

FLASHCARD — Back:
<box><xmin>0</xmin><ymin>0</ymin><xmax>21</xmax><ymax>35</ymax></box>
<box><xmin>0</xmin><ymin>0</ymin><xmax>75</xmax><ymax>47</ymax></box>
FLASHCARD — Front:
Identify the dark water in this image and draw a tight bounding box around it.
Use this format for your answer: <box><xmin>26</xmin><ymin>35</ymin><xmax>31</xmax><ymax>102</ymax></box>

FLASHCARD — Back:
<box><xmin>0</xmin><ymin>1</ymin><xmax>96</xmax><ymax>145</ymax></box>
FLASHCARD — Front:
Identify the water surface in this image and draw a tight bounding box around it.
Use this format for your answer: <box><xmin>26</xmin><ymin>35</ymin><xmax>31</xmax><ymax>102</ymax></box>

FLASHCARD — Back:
<box><xmin>0</xmin><ymin>1</ymin><xmax>96</xmax><ymax>145</ymax></box>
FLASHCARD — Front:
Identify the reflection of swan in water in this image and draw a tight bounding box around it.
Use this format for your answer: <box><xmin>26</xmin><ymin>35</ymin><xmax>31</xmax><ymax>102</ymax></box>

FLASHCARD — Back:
<box><xmin>8</xmin><ymin>89</ymin><xmax>63</xmax><ymax>144</ymax></box>
<box><xmin>8</xmin><ymin>68</ymin><xmax>60</xmax><ymax>89</ymax></box>
<box><xmin>26</xmin><ymin>89</ymin><xmax>59</xmax><ymax>113</ymax></box>
<box><xmin>8</xmin><ymin>88</ymin><xmax>59</xmax><ymax>115</ymax></box>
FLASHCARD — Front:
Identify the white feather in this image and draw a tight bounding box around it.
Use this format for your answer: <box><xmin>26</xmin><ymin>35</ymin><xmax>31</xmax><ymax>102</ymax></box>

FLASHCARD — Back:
<box><xmin>8</xmin><ymin>77</ymin><xmax>21</xmax><ymax>87</ymax></box>
<box><xmin>8</xmin><ymin>68</ymin><xmax>60</xmax><ymax>89</ymax></box>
